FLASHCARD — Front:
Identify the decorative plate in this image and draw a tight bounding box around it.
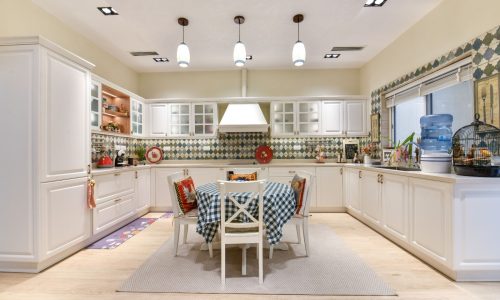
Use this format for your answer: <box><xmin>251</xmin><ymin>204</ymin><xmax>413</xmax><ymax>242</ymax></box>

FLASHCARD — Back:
<box><xmin>146</xmin><ymin>146</ymin><xmax>163</xmax><ymax>164</ymax></box>
<box><xmin>255</xmin><ymin>145</ymin><xmax>273</xmax><ymax>164</ymax></box>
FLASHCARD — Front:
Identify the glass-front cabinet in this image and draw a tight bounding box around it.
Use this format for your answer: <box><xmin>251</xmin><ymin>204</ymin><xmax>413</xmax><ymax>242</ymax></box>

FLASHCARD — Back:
<box><xmin>90</xmin><ymin>81</ymin><xmax>101</xmax><ymax>130</ymax></box>
<box><xmin>131</xmin><ymin>99</ymin><xmax>144</xmax><ymax>136</ymax></box>
<box><xmin>271</xmin><ymin>101</ymin><xmax>321</xmax><ymax>136</ymax></box>
<box><xmin>167</xmin><ymin>103</ymin><xmax>191</xmax><ymax>137</ymax></box>
<box><xmin>193</xmin><ymin>103</ymin><xmax>217</xmax><ymax>137</ymax></box>
<box><xmin>159</xmin><ymin>102</ymin><xmax>218</xmax><ymax>137</ymax></box>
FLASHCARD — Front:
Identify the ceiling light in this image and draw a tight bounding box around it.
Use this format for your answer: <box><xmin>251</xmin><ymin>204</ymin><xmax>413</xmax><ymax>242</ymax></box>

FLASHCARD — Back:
<box><xmin>292</xmin><ymin>14</ymin><xmax>306</xmax><ymax>67</ymax></box>
<box><xmin>324</xmin><ymin>54</ymin><xmax>341</xmax><ymax>59</ymax></box>
<box><xmin>364</xmin><ymin>0</ymin><xmax>387</xmax><ymax>7</ymax></box>
<box><xmin>153</xmin><ymin>58</ymin><xmax>169</xmax><ymax>62</ymax></box>
<box><xmin>233</xmin><ymin>16</ymin><xmax>246</xmax><ymax>67</ymax></box>
<box><xmin>130</xmin><ymin>51</ymin><xmax>159</xmax><ymax>56</ymax></box>
<box><xmin>176</xmin><ymin>17</ymin><xmax>190</xmax><ymax>68</ymax></box>
<box><xmin>246</xmin><ymin>55</ymin><xmax>253</xmax><ymax>60</ymax></box>
<box><xmin>97</xmin><ymin>7</ymin><xmax>118</xmax><ymax>16</ymax></box>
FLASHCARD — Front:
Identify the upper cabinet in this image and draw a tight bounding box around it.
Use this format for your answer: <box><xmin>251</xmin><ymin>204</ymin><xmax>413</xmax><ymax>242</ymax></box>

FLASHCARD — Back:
<box><xmin>322</xmin><ymin>100</ymin><xmax>368</xmax><ymax>136</ymax></box>
<box><xmin>271</xmin><ymin>101</ymin><xmax>321</xmax><ymax>136</ymax></box>
<box><xmin>90</xmin><ymin>81</ymin><xmax>102</xmax><ymax>131</ymax></box>
<box><xmin>149</xmin><ymin>102</ymin><xmax>218</xmax><ymax>138</ymax></box>
<box><xmin>271</xmin><ymin>99</ymin><xmax>367</xmax><ymax>137</ymax></box>
<box><xmin>131</xmin><ymin>98</ymin><xmax>144</xmax><ymax>136</ymax></box>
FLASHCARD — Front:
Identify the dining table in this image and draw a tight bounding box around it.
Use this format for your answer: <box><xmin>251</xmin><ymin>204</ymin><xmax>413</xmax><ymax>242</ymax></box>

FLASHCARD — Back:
<box><xmin>195</xmin><ymin>181</ymin><xmax>296</xmax><ymax>246</ymax></box>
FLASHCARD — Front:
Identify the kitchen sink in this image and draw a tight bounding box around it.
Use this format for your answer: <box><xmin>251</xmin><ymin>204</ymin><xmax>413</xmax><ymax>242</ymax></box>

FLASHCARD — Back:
<box><xmin>373</xmin><ymin>166</ymin><xmax>421</xmax><ymax>171</ymax></box>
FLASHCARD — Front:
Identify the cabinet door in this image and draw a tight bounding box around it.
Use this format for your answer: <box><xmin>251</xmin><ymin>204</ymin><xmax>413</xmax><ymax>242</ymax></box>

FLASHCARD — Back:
<box><xmin>188</xmin><ymin>167</ymin><xmax>225</xmax><ymax>186</ymax></box>
<box><xmin>316</xmin><ymin>167</ymin><xmax>343</xmax><ymax>208</ymax></box>
<box><xmin>90</xmin><ymin>81</ymin><xmax>102</xmax><ymax>130</ymax></box>
<box><xmin>135</xmin><ymin>169</ymin><xmax>151</xmax><ymax>212</ymax></box>
<box><xmin>93</xmin><ymin>193</ymin><xmax>136</xmax><ymax>235</ymax></box>
<box><xmin>154</xmin><ymin>168</ymin><xmax>184</xmax><ymax>209</ymax></box>
<box><xmin>345</xmin><ymin>168</ymin><xmax>361</xmax><ymax>213</ymax></box>
<box><xmin>345</xmin><ymin>100</ymin><xmax>367</xmax><ymax>136</ymax></box>
<box><xmin>167</xmin><ymin>103</ymin><xmax>191</xmax><ymax>137</ymax></box>
<box><xmin>321</xmin><ymin>101</ymin><xmax>344</xmax><ymax>136</ymax></box>
<box><xmin>193</xmin><ymin>103</ymin><xmax>217</xmax><ymax>137</ymax></box>
<box><xmin>409</xmin><ymin>178</ymin><xmax>452</xmax><ymax>263</ymax></box>
<box><xmin>271</xmin><ymin>102</ymin><xmax>296</xmax><ymax>136</ymax></box>
<box><xmin>360</xmin><ymin>170</ymin><xmax>381</xmax><ymax>225</ymax></box>
<box><xmin>381</xmin><ymin>174</ymin><xmax>409</xmax><ymax>243</ymax></box>
<box><xmin>131</xmin><ymin>99</ymin><xmax>144</xmax><ymax>136</ymax></box>
<box><xmin>297</xmin><ymin>102</ymin><xmax>321</xmax><ymax>135</ymax></box>
<box><xmin>150</xmin><ymin>104</ymin><xmax>167</xmax><ymax>136</ymax></box>
<box><xmin>40</xmin><ymin>49</ymin><xmax>90</xmax><ymax>182</ymax></box>
<box><xmin>93</xmin><ymin>171</ymin><xmax>135</xmax><ymax>205</ymax></box>
<box><xmin>40</xmin><ymin>177</ymin><xmax>91</xmax><ymax>259</ymax></box>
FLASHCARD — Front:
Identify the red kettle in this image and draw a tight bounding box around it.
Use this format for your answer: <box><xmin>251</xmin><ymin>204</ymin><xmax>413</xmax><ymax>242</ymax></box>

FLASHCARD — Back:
<box><xmin>97</xmin><ymin>155</ymin><xmax>113</xmax><ymax>168</ymax></box>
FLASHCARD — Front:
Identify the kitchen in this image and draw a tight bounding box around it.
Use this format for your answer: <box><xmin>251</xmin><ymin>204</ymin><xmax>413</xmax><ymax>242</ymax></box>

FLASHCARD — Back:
<box><xmin>1</xmin><ymin>0</ymin><xmax>500</xmax><ymax>299</ymax></box>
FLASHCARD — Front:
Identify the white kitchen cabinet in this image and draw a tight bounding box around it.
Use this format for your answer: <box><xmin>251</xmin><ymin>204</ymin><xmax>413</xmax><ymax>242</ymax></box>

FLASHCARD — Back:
<box><xmin>40</xmin><ymin>177</ymin><xmax>91</xmax><ymax>259</ymax></box>
<box><xmin>167</xmin><ymin>103</ymin><xmax>191</xmax><ymax>137</ymax></box>
<box><xmin>150</xmin><ymin>104</ymin><xmax>168</xmax><ymax>137</ymax></box>
<box><xmin>131</xmin><ymin>98</ymin><xmax>144</xmax><ymax>136</ymax></box>
<box><xmin>409</xmin><ymin>178</ymin><xmax>452</xmax><ymax>263</ymax></box>
<box><xmin>153</xmin><ymin>168</ymin><xmax>184</xmax><ymax>210</ymax></box>
<box><xmin>135</xmin><ymin>169</ymin><xmax>151</xmax><ymax>212</ymax></box>
<box><xmin>381</xmin><ymin>174</ymin><xmax>409</xmax><ymax>243</ymax></box>
<box><xmin>271</xmin><ymin>101</ymin><xmax>321</xmax><ymax>136</ymax></box>
<box><xmin>90</xmin><ymin>81</ymin><xmax>102</xmax><ymax>130</ymax></box>
<box><xmin>344</xmin><ymin>100</ymin><xmax>367</xmax><ymax>136</ymax></box>
<box><xmin>93</xmin><ymin>193</ymin><xmax>136</xmax><ymax>235</ymax></box>
<box><xmin>0</xmin><ymin>37</ymin><xmax>94</xmax><ymax>272</ymax></box>
<box><xmin>93</xmin><ymin>171</ymin><xmax>135</xmax><ymax>205</ymax></box>
<box><xmin>344</xmin><ymin>168</ymin><xmax>361</xmax><ymax>215</ymax></box>
<box><xmin>316</xmin><ymin>167</ymin><xmax>343</xmax><ymax>210</ymax></box>
<box><xmin>193</xmin><ymin>103</ymin><xmax>217</xmax><ymax>137</ymax></box>
<box><xmin>360</xmin><ymin>170</ymin><xmax>381</xmax><ymax>226</ymax></box>
<box><xmin>321</xmin><ymin>101</ymin><xmax>344</xmax><ymax>136</ymax></box>
<box><xmin>186</xmin><ymin>167</ymin><xmax>225</xmax><ymax>186</ymax></box>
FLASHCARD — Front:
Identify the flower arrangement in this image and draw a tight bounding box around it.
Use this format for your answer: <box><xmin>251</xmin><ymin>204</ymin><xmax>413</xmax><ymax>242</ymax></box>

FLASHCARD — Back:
<box><xmin>390</xmin><ymin>132</ymin><xmax>416</xmax><ymax>167</ymax></box>
<box><xmin>315</xmin><ymin>144</ymin><xmax>326</xmax><ymax>163</ymax></box>
<box><xmin>362</xmin><ymin>143</ymin><xmax>378</xmax><ymax>158</ymax></box>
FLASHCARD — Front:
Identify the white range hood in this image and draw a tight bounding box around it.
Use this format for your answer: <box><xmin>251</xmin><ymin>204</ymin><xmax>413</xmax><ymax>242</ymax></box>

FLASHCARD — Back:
<box><xmin>219</xmin><ymin>103</ymin><xmax>269</xmax><ymax>133</ymax></box>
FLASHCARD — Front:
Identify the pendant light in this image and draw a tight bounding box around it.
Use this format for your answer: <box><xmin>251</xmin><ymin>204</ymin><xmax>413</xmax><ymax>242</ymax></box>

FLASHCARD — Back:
<box><xmin>292</xmin><ymin>14</ymin><xmax>306</xmax><ymax>67</ymax></box>
<box><xmin>177</xmin><ymin>17</ymin><xmax>190</xmax><ymax>68</ymax></box>
<box><xmin>233</xmin><ymin>16</ymin><xmax>246</xmax><ymax>67</ymax></box>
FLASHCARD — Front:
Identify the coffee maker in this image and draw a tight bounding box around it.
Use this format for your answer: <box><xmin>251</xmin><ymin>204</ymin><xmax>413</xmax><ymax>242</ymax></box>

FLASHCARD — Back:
<box><xmin>115</xmin><ymin>149</ymin><xmax>126</xmax><ymax>167</ymax></box>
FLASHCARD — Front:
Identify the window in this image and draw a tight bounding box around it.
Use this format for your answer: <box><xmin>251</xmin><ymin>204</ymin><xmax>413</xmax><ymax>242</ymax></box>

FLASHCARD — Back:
<box><xmin>394</xmin><ymin>96</ymin><xmax>426</xmax><ymax>143</ymax></box>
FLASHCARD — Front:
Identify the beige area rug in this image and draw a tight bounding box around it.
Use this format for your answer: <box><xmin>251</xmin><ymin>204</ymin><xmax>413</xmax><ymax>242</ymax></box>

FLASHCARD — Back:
<box><xmin>118</xmin><ymin>224</ymin><xmax>396</xmax><ymax>296</ymax></box>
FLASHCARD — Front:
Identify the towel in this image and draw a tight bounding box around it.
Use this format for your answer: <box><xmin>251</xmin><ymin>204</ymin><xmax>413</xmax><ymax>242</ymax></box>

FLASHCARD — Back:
<box><xmin>87</xmin><ymin>178</ymin><xmax>96</xmax><ymax>209</ymax></box>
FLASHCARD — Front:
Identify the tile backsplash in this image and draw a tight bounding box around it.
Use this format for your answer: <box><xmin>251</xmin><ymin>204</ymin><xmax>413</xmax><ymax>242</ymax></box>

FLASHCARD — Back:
<box><xmin>91</xmin><ymin>132</ymin><xmax>370</xmax><ymax>162</ymax></box>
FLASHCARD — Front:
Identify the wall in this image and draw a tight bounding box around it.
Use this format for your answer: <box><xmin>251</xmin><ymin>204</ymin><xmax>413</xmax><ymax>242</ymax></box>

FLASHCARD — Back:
<box><xmin>139</xmin><ymin>68</ymin><xmax>361</xmax><ymax>99</ymax></box>
<box><xmin>360</xmin><ymin>0</ymin><xmax>500</xmax><ymax>95</ymax></box>
<box><xmin>0</xmin><ymin>0</ymin><xmax>139</xmax><ymax>93</ymax></box>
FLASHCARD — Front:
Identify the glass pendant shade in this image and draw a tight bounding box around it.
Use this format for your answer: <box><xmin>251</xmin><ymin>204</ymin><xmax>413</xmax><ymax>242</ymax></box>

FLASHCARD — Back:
<box><xmin>292</xmin><ymin>41</ymin><xmax>306</xmax><ymax>67</ymax></box>
<box><xmin>233</xmin><ymin>41</ymin><xmax>246</xmax><ymax>67</ymax></box>
<box><xmin>177</xmin><ymin>42</ymin><xmax>190</xmax><ymax>68</ymax></box>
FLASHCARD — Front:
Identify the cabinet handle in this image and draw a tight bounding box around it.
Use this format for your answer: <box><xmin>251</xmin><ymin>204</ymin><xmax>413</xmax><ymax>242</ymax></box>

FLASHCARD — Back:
<box><xmin>135</xmin><ymin>171</ymin><xmax>138</xmax><ymax>179</ymax></box>
<box><xmin>288</xmin><ymin>170</ymin><xmax>296</xmax><ymax>174</ymax></box>
<box><xmin>87</xmin><ymin>164</ymin><xmax>91</xmax><ymax>175</ymax></box>
<box><xmin>358</xmin><ymin>170</ymin><xmax>362</xmax><ymax>179</ymax></box>
<box><xmin>114</xmin><ymin>198</ymin><xmax>121</xmax><ymax>203</ymax></box>
<box><xmin>377</xmin><ymin>174</ymin><xmax>381</xmax><ymax>183</ymax></box>
<box><xmin>114</xmin><ymin>173</ymin><xmax>121</xmax><ymax>176</ymax></box>
<box><xmin>340</xmin><ymin>168</ymin><xmax>343</xmax><ymax>175</ymax></box>
<box><xmin>379</xmin><ymin>174</ymin><xmax>384</xmax><ymax>184</ymax></box>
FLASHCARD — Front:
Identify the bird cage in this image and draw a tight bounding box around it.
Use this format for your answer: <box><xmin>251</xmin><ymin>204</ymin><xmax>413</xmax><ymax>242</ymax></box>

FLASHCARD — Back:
<box><xmin>452</xmin><ymin>114</ymin><xmax>500</xmax><ymax>177</ymax></box>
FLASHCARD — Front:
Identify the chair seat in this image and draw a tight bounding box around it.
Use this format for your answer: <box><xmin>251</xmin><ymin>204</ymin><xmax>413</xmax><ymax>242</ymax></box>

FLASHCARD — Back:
<box><xmin>177</xmin><ymin>208</ymin><xmax>198</xmax><ymax>218</ymax></box>
<box><xmin>225</xmin><ymin>226</ymin><xmax>259</xmax><ymax>234</ymax></box>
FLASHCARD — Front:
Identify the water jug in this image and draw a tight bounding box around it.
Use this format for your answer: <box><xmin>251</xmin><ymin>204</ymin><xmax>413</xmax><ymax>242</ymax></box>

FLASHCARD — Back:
<box><xmin>420</xmin><ymin>114</ymin><xmax>453</xmax><ymax>152</ymax></box>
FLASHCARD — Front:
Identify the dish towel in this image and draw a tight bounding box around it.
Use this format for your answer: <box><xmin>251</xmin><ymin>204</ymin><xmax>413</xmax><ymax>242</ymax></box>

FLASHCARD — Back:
<box><xmin>87</xmin><ymin>178</ymin><xmax>96</xmax><ymax>209</ymax></box>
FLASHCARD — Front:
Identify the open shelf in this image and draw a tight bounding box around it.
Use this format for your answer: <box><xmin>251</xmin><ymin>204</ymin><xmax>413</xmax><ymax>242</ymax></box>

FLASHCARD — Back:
<box><xmin>101</xmin><ymin>84</ymin><xmax>131</xmax><ymax>135</ymax></box>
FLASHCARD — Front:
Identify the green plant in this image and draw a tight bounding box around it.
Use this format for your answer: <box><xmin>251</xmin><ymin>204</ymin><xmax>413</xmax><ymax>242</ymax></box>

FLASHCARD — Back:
<box><xmin>134</xmin><ymin>146</ymin><xmax>146</xmax><ymax>161</ymax></box>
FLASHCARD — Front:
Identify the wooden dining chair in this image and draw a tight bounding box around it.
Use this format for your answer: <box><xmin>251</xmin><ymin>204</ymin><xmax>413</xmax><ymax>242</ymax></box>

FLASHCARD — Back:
<box><xmin>218</xmin><ymin>180</ymin><xmax>265</xmax><ymax>286</ymax></box>
<box><xmin>269</xmin><ymin>171</ymin><xmax>315</xmax><ymax>259</ymax></box>
<box><xmin>167</xmin><ymin>172</ymin><xmax>198</xmax><ymax>256</ymax></box>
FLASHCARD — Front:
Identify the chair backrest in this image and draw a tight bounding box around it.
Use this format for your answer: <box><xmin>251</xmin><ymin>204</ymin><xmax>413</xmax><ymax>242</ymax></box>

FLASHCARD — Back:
<box><xmin>218</xmin><ymin>180</ymin><xmax>266</xmax><ymax>234</ymax></box>
<box><xmin>226</xmin><ymin>168</ymin><xmax>261</xmax><ymax>180</ymax></box>
<box><xmin>295</xmin><ymin>171</ymin><xmax>315</xmax><ymax>216</ymax></box>
<box><xmin>167</xmin><ymin>172</ymin><xmax>185</xmax><ymax>217</ymax></box>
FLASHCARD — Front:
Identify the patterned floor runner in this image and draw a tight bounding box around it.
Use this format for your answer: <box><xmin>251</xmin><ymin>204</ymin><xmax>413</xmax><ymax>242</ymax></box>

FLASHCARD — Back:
<box><xmin>87</xmin><ymin>212</ymin><xmax>173</xmax><ymax>249</ymax></box>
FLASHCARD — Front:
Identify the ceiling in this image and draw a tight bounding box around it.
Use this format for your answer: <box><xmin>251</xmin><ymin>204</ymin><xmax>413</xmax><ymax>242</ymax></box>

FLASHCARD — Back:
<box><xmin>32</xmin><ymin>0</ymin><xmax>442</xmax><ymax>72</ymax></box>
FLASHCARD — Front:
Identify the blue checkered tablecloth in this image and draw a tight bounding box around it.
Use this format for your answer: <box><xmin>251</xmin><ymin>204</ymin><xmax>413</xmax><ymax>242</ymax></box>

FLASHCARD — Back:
<box><xmin>195</xmin><ymin>181</ymin><xmax>296</xmax><ymax>245</ymax></box>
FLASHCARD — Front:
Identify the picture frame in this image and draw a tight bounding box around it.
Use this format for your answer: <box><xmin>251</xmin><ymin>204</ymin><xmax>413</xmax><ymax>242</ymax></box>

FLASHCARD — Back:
<box><xmin>382</xmin><ymin>148</ymin><xmax>393</xmax><ymax>163</ymax></box>
<box><xmin>474</xmin><ymin>73</ymin><xmax>500</xmax><ymax>127</ymax></box>
<box><xmin>371</xmin><ymin>113</ymin><xmax>380</xmax><ymax>142</ymax></box>
<box><xmin>343</xmin><ymin>139</ymin><xmax>359</xmax><ymax>161</ymax></box>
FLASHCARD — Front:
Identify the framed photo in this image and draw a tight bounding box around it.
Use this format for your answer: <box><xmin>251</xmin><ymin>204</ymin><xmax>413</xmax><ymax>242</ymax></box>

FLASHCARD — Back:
<box><xmin>474</xmin><ymin>73</ymin><xmax>500</xmax><ymax>127</ymax></box>
<box><xmin>371</xmin><ymin>113</ymin><xmax>380</xmax><ymax>142</ymax></box>
<box><xmin>382</xmin><ymin>148</ymin><xmax>393</xmax><ymax>163</ymax></box>
<box><xmin>343</xmin><ymin>139</ymin><xmax>359</xmax><ymax>160</ymax></box>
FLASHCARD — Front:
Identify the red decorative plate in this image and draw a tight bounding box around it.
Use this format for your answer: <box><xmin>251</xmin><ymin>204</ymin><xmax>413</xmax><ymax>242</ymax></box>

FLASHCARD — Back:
<box><xmin>146</xmin><ymin>146</ymin><xmax>163</xmax><ymax>164</ymax></box>
<box><xmin>255</xmin><ymin>145</ymin><xmax>273</xmax><ymax>164</ymax></box>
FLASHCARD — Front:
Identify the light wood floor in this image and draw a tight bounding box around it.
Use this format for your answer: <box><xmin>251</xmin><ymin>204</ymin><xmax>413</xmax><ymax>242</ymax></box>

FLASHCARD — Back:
<box><xmin>1</xmin><ymin>213</ymin><xmax>499</xmax><ymax>300</ymax></box>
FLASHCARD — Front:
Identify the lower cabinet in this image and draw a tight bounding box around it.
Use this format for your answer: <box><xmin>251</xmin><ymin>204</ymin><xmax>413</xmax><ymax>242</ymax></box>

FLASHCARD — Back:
<box><xmin>316</xmin><ymin>167</ymin><xmax>344</xmax><ymax>210</ymax></box>
<box><xmin>360</xmin><ymin>170</ymin><xmax>381</xmax><ymax>226</ymax></box>
<box><xmin>135</xmin><ymin>169</ymin><xmax>151</xmax><ymax>212</ymax></box>
<box><xmin>93</xmin><ymin>193</ymin><xmax>136</xmax><ymax>235</ymax></box>
<box><xmin>40</xmin><ymin>177</ymin><xmax>91</xmax><ymax>260</ymax></box>
<box><xmin>153</xmin><ymin>168</ymin><xmax>184</xmax><ymax>209</ymax></box>
<box><xmin>187</xmin><ymin>167</ymin><xmax>226</xmax><ymax>185</ymax></box>
<box><xmin>344</xmin><ymin>168</ymin><xmax>361</xmax><ymax>214</ymax></box>
<box><xmin>381</xmin><ymin>174</ymin><xmax>409</xmax><ymax>243</ymax></box>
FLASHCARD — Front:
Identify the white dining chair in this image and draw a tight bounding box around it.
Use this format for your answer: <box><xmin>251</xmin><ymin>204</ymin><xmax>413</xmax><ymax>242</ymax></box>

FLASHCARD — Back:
<box><xmin>218</xmin><ymin>180</ymin><xmax>265</xmax><ymax>286</ymax></box>
<box><xmin>167</xmin><ymin>172</ymin><xmax>199</xmax><ymax>256</ymax></box>
<box><xmin>269</xmin><ymin>171</ymin><xmax>315</xmax><ymax>259</ymax></box>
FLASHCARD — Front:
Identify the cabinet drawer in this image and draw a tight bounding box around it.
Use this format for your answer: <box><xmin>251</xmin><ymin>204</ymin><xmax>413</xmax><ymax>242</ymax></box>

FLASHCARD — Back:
<box><xmin>268</xmin><ymin>167</ymin><xmax>315</xmax><ymax>177</ymax></box>
<box><xmin>92</xmin><ymin>193</ymin><xmax>136</xmax><ymax>235</ymax></box>
<box><xmin>94</xmin><ymin>171</ymin><xmax>135</xmax><ymax>203</ymax></box>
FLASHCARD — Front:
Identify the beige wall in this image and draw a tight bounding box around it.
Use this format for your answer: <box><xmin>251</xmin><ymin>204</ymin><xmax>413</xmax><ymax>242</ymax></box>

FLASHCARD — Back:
<box><xmin>360</xmin><ymin>0</ymin><xmax>500</xmax><ymax>94</ymax></box>
<box><xmin>139</xmin><ymin>68</ymin><xmax>361</xmax><ymax>99</ymax></box>
<box><xmin>0</xmin><ymin>0</ymin><xmax>139</xmax><ymax>93</ymax></box>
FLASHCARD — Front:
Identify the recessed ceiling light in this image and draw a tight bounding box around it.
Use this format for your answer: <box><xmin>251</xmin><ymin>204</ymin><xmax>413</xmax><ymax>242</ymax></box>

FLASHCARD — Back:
<box><xmin>130</xmin><ymin>51</ymin><xmax>159</xmax><ymax>56</ymax></box>
<box><xmin>153</xmin><ymin>57</ymin><xmax>169</xmax><ymax>62</ymax></box>
<box><xmin>364</xmin><ymin>0</ymin><xmax>387</xmax><ymax>7</ymax></box>
<box><xmin>331</xmin><ymin>46</ymin><xmax>364</xmax><ymax>51</ymax></box>
<box><xmin>246</xmin><ymin>55</ymin><xmax>253</xmax><ymax>60</ymax></box>
<box><xmin>324</xmin><ymin>54</ymin><xmax>341</xmax><ymax>59</ymax></box>
<box><xmin>97</xmin><ymin>7</ymin><xmax>118</xmax><ymax>16</ymax></box>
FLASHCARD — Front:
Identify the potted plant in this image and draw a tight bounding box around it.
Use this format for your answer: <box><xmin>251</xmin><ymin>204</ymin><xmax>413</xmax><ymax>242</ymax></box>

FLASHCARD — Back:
<box><xmin>390</xmin><ymin>132</ymin><xmax>416</xmax><ymax>167</ymax></box>
<box><xmin>134</xmin><ymin>146</ymin><xmax>147</xmax><ymax>165</ymax></box>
